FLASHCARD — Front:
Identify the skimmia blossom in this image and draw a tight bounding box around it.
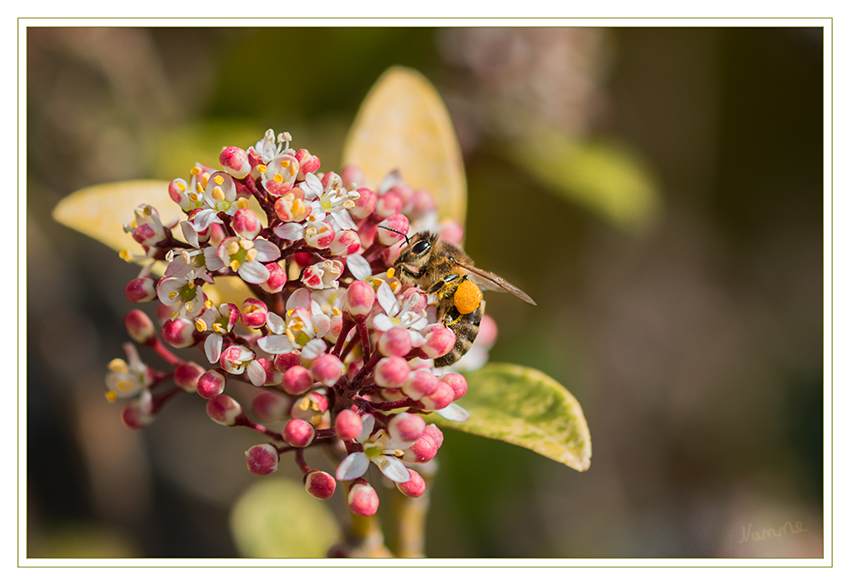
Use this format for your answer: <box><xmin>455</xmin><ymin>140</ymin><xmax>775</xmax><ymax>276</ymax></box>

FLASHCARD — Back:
<box><xmin>103</xmin><ymin>129</ymin><xmax>494</xmax><ymax>526</ymax></box>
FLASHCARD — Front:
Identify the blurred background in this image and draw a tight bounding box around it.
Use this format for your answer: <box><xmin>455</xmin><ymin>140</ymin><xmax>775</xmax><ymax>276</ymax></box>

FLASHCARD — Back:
<box><xmin>25</xmin><ymin>26</ymin><xmax>824</xmax><ymax>558</ymax></box>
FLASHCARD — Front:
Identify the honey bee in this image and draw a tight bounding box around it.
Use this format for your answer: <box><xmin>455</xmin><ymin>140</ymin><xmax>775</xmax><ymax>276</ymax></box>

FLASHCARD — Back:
<box><xmin>382</xmin><ymin>228</ymin><xmax>536</xmax><ymax>367</ymax></box>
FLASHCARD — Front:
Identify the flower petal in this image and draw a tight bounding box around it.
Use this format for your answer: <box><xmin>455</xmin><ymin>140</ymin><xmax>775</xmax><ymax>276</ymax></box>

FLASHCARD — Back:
<box><xmin>274</xmin><ymin>223</ymin><xmax>304</xmax><ymax>241</ymax></box>
<box><xmin>247</xmin><ymin>360</ymin><xmax>266</xmax><ymax>387</ymax></box>
<box><xmin>266</xmin><ymin>311</ymin><xmax>285</xmax><ymax>334</ymax></box>
<box><xmin>436</xmin><ymin>403</ymin><xmax>470</xmax><ymax>422</ymax></box>
<box><xmin>204</xmin><ymin>333</ymin><xmax>223</xmax><ymax>364</ymax></box>
<box><xmin>346</xmin><ymin>254</ymin><xmax>372</xmax><ymax>280</ymax></box>
<box><xmin>336</xmin><ymin>452</ymin><xmax>370</xmax><ymax>481</ymax></box>
<box><xmin>358</xmin><ymin>414</ymin><xmax>376</xmax><ymax>444</ymax></box>
<box><xmin>376</xmin><ymin>282</ymin><xmax>398</xmax><ymax>316</ymax></box>
<box><xmin>253</xmin><ymin>238</ymin><xmax>282</xmax><ymax>262</ymax></box>
<box><xmin>377</xmin><ymin>456</ymin><xmax>411</xmax><ymax>483</ymax></box>
<box><xmin>238</xmin><ymin>261</ymin><xmax>271</xmax><ymax>284</ymax></box>
<box><xmin>257</xmin><ymin>335</ymin><xmax>295</xmax><ymax>355</ymax></box>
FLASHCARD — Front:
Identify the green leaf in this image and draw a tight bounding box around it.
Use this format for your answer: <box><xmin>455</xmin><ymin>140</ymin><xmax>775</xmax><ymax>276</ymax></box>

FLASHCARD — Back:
<box><xmin>229</xmin><ymin>477</ymin><xmax>341</xmax><ymax>558</ymax></box>
<box><xmin>517</xmin><ymin>130</ymin><xmax>661</xmax><ymax>232</ymax></box>
<box><xmin>432</xmin><ymin>363</ymin><xmax>591</xmax><ymax>471</ymax></box>
<box><xmin>342</xmin><ymin>66</ymin><xmax>467</xmax><ymax>227</ymax></box>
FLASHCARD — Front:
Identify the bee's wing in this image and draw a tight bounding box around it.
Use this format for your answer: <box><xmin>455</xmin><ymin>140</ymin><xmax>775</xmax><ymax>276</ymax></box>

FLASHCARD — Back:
<box><xmin>455</xmin><ymin>261</ymin><xmax>537</xmax><ymax>306</ymax></box>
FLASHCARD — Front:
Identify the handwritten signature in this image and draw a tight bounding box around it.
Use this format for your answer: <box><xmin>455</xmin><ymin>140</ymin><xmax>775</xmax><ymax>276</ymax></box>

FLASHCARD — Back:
<box><xmin>738</xmin><ymin>521</ymin><xmax>808</xmax><ymax>543</ymax></box>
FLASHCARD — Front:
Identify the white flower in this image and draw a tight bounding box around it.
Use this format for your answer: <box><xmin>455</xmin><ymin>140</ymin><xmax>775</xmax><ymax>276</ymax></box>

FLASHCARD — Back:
<box><xmin>371</xmin><ymin>282</ymin><xmax>428</xmax><ymax>345</ymax></box>
<box><xmin>195</xmin><ymin>302</ymin><xmax>240</xmax><ymax>363</ymax></box>
<box><xmin>157</xmin><ymin>270</ymin><xmax>207</xmax><ymax>320</ymax></box>
<box><xmin>217</xmin><ymin>236</ymin><xmax>281</xmax><ymax>285</ymax></box>
<box><xmin>257</xmin><ymin>290</ymin><xmax>332</xmax><ymax>355</ymax></box>
<box><xmin>105</xmin><ymin>343</ymin><xmax>152</xmax><ymax>400</ymax></box>
<box><xmin>335</xmin><ymin>415</ymin><xmax>412</xmax><ymax>483</ymax></box>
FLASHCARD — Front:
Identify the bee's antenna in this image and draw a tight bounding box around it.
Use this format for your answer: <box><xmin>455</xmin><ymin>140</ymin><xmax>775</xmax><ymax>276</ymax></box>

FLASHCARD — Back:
<box><xmin>378</xmin><ymin>225</ymin><xmax>411</xmax><ymax>246</ymax></box>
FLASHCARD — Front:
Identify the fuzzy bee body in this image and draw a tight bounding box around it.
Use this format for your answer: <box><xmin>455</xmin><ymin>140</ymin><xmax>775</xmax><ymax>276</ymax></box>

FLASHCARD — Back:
<box><xmin>391</xmin><ymin>230</ymin><xmax>535</xmax><ymax>367</ymax></box>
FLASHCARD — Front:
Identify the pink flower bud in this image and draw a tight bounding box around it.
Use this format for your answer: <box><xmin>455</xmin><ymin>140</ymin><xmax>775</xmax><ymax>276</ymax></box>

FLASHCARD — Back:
<box><xmin>282</xmin><ymin>365</ymin><xmax>313</xmax><ymax>396</ymax></box>
<box><xmin>388</xmin><ymin>412</ymin><xmax>426</xmax><ymax>443</ymax></box>
<box><xmin>321</xmin><ymin>171</ymin><xmax>342</xmax><ymax>191</ymax></box>
<box><xmin>335</xmin><ymin>409</ymin><xmax>363</xmax><ymax>441</ymax></box>
<box><xmin>220</xmin><ymin>344</ymin><xmax>254</xmax><ymax>375</ymax></box>
<box><xmin>440</xmin><ymin>373</ymin><xmax>468</xmax><ymax>400</ymax></box>
<box><xmin>329</xmin><ymin>229</ymin><xmax>361</xmax><ymax>257</ymax></box>
<box><xmin>197</xmin><ymin>369</ymin><xmax>226</xmax><ymax>398</ymax></box>
<box><xmin>206</xmin><ymin>394</ymin><xmax>242</xmax><ymax>426</ymax></box>
<box><xmin>247</xmin><ymin>358</ymin><xmax>282</xmax><ymax>387</ymax></box>
<box><xmin>421</xmin><ymin>325</ymin><xmax>456</xmax><ymax>359</ymax></box>
<box><xmin>311</xmin><ymin>354</ymin><xmax>344</xmax><ymax>387</ymax></box>
<box><xmin>161</xmin><ymin>317</ymin><xmax>196</xmax><ymax>348</ymax></box>
<box><xmin>377</xmin><ymin>213</ymin><xmax>410</xmax><ymax>246</ymax></box>
<box><xmin>260</xmin><ymin>262</ymin><xmax>287</xmax><ymax>294</ymax></box>
<box><xmin>403</xmin><ymin>434</ymin><xmax>438</xmax><ymax>464</ymax></box>
<box><xmin>240</xmin><ymin>297</ymin><xmax>268</xmax><ymax>329</ymax></box>
<box><xmin>120</xmin><ymin>395</ymin><xmax>155</xmax><ymax>429</ymax></box>
<box><xmin>340</xmin><ymin>164</ymin><xmax>365</xmax><ymax>188</ymax></box>
<box><xmin>124</xmin><ymin>310</ymin><xmax>155</xmax><ymax>344</ymax></box>
<box><xmin>396</xmin><ymin>469</ymin><xmax>426</xmax><ymax>498</ymax></box>
<box><xmin>274</xmin><ymin>352</ymin><xmax>301</xmax><ymax>373</ymax></box>
<box><xmin>419</xmin><ymin>382</ymin><xmax>454</xmax><ymax>411</ymax></box>
<box><xmin>374</xmin><ymin>356</ymin><xmax>411</xmax><ymax>388</ymax></box>
<box><xmin>295</xmin><ymin>148</ymin><xmax>321</xmax><ymax>178</ymax></box>
<box><xmin>350</xmin><ymin>187</ymin><xmax>377</xmax><ymax>219</ymax></box>
<box><xmin>348</xmin><ymin>479</ymin><xmax>379</xmax><ymax>517</ymax></box>
<box><xmin>290</xmin><ymin>391</ymin><xmax>329</xmax><ymax>425</ymax></box>
<box><xmin>245</xmin><ymin>443</ymin><xmax>279</xmax><ymax>475</ymax></box>
<box><xmin>220</xmin><ymin>146</ymin><xmax>251</xmax><ymax>179</ymax></box>
<box><xmin>375</xmin><ymin>190</ymin><xmax>403</xmax><ymax>218</ymax></box>
<box><xmin>125</xmin><ymin>277</ymin><xmax>157</xmax><ymax>302</ymax></box>
<box><xmin>422</xmin><ymin>424</ymin><xmax>444</xmax><ymax>449</ymax></box>
<box><xmin>439</xmin><ymin>220</ymin><xmax>464</xmax><ymax>245</ymax></box>
<box><xmin>344</xmin><ymin>280</ymin><xmax>375</xmax><ymax>319</ymax></box>
<box><xmin>346</xmin><ymin>358</ymin><xmax>364</xmax><ymax>380</ymax></box>
<box><xmin>232</xmin><ymin>208</ymin><xmax>262</xmax><ymax>240</ymax></box>
<box><xmin>173</xmin><ymin>362</ymin><xmax>205</xmax><ymax>392</ymax></box>
<box><xmin>304</xmin><ymin>221</ymin><xmax>335</xmax><ymax>249</ymax></box>
<box><xmin>378</xmin><ymin>327</ymin><xmax>412</xmax><ymax>357</ymax></box>
<box><xmin>304</xmin><ymin>470</ymin><xmax>336</xmax><ymax>500</ymax></box>
<box><xmin>252</xmin><ymin>390</ymin><xmax>290</xmax><ymax>422</ymax></box>
<box><xmin>409</xmin><ymin>189</ymin><xmax>435</xmax><ymax>217</ymax></box>
<box><xmin>283</xmin><ymin>418</ymin><xmax>315</xmax><ymax>447</ymax></box>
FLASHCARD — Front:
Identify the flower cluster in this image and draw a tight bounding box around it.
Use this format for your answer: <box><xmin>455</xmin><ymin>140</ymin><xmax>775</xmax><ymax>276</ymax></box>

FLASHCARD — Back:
<box><xmin>107</xmin><ymin>129</ymin><xmax>495</xmax><ymax>519</ymax></box>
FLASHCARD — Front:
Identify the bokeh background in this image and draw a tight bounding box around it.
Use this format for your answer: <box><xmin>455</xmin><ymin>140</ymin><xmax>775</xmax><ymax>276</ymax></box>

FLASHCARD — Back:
<box><xmin>25</xmin><ymin>26</ymin><xmax>825</xmax><ymax>558</ymax></box>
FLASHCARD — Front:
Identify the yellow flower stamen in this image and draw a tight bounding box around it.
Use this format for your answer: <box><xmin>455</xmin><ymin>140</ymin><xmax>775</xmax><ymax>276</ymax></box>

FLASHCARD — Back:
<box><xmin>237</xmin><ymin>197</ymin><xmax>250</xmax><ymax>209</ymax></box>
<box><xmin>195</xmin><ymin>319</ymin><xmax>207</xmax><ymax>332</ymax></box>
<box><xmin>386</xmin><ymin>267</ymin><xmax>396</xmax><ymax>279</ymax></box>
<box><xmin>115</xmin><ymin>380</ymin><xmax>135</xmax><ymax>393</ymax></box>
<box><xmin>227</xmin><ymin>241</ymin><xmax>240</xmax><ymax>255</ymax></box>
<box><xmin>190</xmin><ymin>166</ymin><xmax>202</xmax><ymax>175</ymax></box>
<box><xmin>108</xmin><ymin>358</ymin><xmax>129</xmax><ymax>373</ymax></box>
<box><xmin>213</xmin><ymin>174</ymin><xmax>224</xmax><ymax>185</ymax></box>
<box><xmin>211</xmin><ymin>186</ymin><xmax>225</xmax><ymax>201</ymax></box>
<box><xmin>105</xmin><ymin>390</ymin><xmax>117</xmax><ymax>403</ymax></box>
<box><xmin>245</xmin><ymin>249</ymin><xmax>258</xmax><ymax>262</ymax></box>
<box><xmin>257</xmin><ymin>164</ymin><xmax>268</xmax><ymax>173</ymax></box>
<box><xmin>230</xmin><ymin>260</ymin><xmax>240</xmax><ymax>271</ymax></box>
<box><xmin>240</xmin><ymin>239</ymin><xmax>254</xmax><ymax>250</ymax></box>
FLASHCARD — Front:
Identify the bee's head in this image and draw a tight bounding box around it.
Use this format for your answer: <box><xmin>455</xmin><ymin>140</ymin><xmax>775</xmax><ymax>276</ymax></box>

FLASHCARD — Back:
<box><xmin>379</xmin><ymin>228</ymin><xmax>438</xmax><ymax>281</ymax></box>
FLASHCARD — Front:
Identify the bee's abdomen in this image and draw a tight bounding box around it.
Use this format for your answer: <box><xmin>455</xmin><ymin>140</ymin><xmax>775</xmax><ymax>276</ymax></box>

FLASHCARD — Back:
<box><xmin>435</xmin><ymin>302</ymin><xmax>484</xmax><ymax>368</ymax></box>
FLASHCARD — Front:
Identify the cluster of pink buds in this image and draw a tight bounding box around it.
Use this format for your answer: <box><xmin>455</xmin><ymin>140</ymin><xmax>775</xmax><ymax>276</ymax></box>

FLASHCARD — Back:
<box><xmin>107</xmin><ymin>129</ymin><xmax>494</xmax><ymax>519</ymax></box>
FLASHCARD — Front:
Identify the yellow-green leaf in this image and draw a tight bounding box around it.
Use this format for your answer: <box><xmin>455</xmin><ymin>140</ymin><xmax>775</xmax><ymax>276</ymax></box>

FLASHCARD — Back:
<box><xmin>432</xmin><ymin>363</ymin><xmax>591</xmax><ymax>471</ymax></box>
<box><xmin>229</xmin><ymin>477</ymin><xmax>340</xmax><ymax>558</ymax></box>
<box><xmin>517</xmin><ymin>130</ymin><xmax>661</xmax><ymax>233</ymax></box>
<box><xmin>342</xmin><ymin>66</ymin><xmax>467</xmax><ymax>227</ymax></box>
<box><xmin>52</xmin><ymin>179</ymin><xmax>179</xmax><ymax>254</ymax></box>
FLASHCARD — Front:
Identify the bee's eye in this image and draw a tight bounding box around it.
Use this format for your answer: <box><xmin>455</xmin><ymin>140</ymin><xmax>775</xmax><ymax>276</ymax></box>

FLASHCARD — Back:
<box><xmin>412</xmin><ymin>241</ymin><xmax>430</xmax><ymax>255</ymax></box>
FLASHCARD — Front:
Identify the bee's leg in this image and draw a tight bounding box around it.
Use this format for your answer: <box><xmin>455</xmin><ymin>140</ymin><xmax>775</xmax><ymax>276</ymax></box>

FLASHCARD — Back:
<box><xmin>427</xmin><ymin>272</ymin><xmax>461</xmax><ymax>296</ymax></box>
<box><xmin>441</xmin><ymin>306</ymin><xmax>463</xmax><ymax>327</ymax></box>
